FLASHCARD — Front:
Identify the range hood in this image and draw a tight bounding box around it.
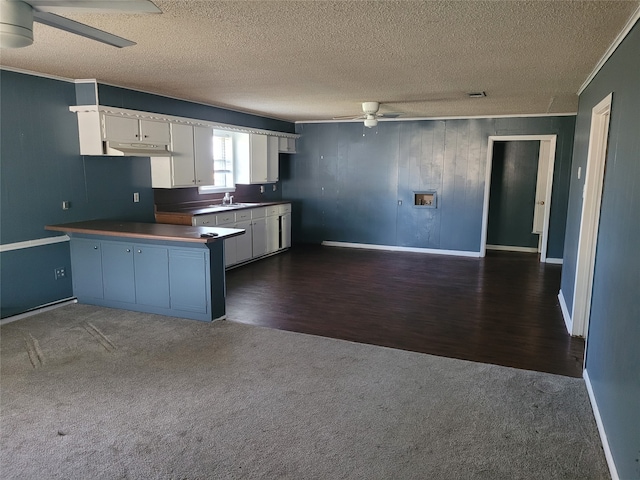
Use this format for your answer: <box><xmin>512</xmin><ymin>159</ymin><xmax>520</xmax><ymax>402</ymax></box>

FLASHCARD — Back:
<box><xmin>104</xmin><ymin>141</ymin><xmax>172</xmax><ymax>157</ymax></box>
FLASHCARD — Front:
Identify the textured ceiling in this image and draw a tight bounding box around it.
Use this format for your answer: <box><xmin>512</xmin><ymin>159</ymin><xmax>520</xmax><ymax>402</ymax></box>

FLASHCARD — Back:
<box><xmin>1</xmin><ymin>1</ymin><xmax>638</xmax><ymax>122</ymax></box>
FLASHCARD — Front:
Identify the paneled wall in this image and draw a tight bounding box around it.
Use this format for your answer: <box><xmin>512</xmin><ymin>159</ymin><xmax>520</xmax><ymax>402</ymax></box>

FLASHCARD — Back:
<box><xmin>0</xmin><ymin>70</ymin><xmax>294</xmax><ymax>318</ymax></box>
<box><xmin>561</xmin><ymin>22</ymin><xmax>640</xmax><ymax>479</ymax></box>
<box><xmin>285</xmin><ymin>116</ymin><xmax>575</xmax><ymax>257</ymax></box>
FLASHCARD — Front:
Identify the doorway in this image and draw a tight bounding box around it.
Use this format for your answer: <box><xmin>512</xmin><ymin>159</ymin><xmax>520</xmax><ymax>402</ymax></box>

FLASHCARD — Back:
<box><xmin>570</xmin><ymin>93</ymin><xmax>612</xmax><ymax>338</ymax></box>
<box><xmin>481</xmin><ymin>135</ymin><xmax>558</xmax><ymax>262</ymax></box>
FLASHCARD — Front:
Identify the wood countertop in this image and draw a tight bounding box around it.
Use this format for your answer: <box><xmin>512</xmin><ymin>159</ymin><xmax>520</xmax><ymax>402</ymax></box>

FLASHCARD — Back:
<box><xmin>46</xmin><ymin>220</ymin><xmax>245</xmax><ymax>244</ymax></box>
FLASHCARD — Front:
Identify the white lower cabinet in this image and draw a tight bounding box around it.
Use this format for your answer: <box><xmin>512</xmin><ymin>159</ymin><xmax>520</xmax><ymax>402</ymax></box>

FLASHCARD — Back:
<box><xmin>235</xmin><ymin>219</ymin><xmax>253</xmax><ymax>264</ymax></box>
<box><xmin>251</xmin><ymin>208</ymin><xmax>268</xmax><ymax>258</ymax></box>
<box><xmin>266</xmin><ymin>205</ymin><xmax>280</xmax><ymax>254</ymax></box>
<box><xmin>190</xmin><ymin>203</ymin><xmax>292</xmax><ymax>268</ymax></box>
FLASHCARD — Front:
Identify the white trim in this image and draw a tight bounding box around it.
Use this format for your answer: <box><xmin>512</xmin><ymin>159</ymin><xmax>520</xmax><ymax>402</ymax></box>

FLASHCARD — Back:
<box><xmin>486</xmin><ymin>245</ymin><xmax>538</xmax><ymax>253</ymax></box>
<box><xmin>297</xmin><ymin>112</ymin><xmax>577</xmax><ymax>125</ymax></box>
<box><xmin>558</xmin><ymin>290</ymin><xmax>573</xmax><ymax>335</ymax></box>
<box><xmin>571</xmin><ymin>93</ymin><xmax>612</xmax><ymax>338</ymax></box>
<box><xmin>578</xmin><ymin>6</ymin><xmax>640</xmax><ymax>95</ymax></box>
<box><xmin>545</xmin><ymin>258</ymin><xmax>563</xmax><ymax>265</ymax></box>
<box><xmin>0</xmin><ymin>235</ymin><xmax>70</xmax><ymax>253</ymax></box>
<box><xmin>0</xmin><ymin>66</ymin><xmax>76</xmax><ymax>83</ymax></box>
<box><xmin>0</xmin><ymin>299</ymin><xmax>77</xmax><ymax>326</ymax></box>
<box><xmin>69</xmin><ymin>105</ymin><xmax>299</xmax><ymax>139</ymax></box>
<box><xmin>321</xmin><ymin>241</ymin><xmax>480</xmax><ymax>258</ymax></box>
<box><xmin>480</xmin><ymin>135</ymin><xmax>557</xmax><ymax>263</ymax></box>
<box><xmin>583</xmin><ymin>369</ymin><xmax>620</xmax><ymax>480</ymax></box>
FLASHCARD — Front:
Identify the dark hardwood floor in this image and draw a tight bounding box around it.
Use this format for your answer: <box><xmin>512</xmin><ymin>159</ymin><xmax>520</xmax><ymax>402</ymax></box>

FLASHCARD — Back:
<box><xmin>225</xmin><ymin>245</ymin><xmax>585</xmax><ymax>377</ymax></box>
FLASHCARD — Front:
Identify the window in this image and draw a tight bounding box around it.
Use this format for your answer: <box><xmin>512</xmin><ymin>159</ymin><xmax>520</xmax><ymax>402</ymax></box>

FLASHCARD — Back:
<box><xmin>198</xmin><ymin>130</ymin><xmax>235</xmax><ymax>194</ymax></box>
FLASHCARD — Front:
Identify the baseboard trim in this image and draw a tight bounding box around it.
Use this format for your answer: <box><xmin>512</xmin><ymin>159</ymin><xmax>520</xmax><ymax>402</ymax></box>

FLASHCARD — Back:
<box><xmin>545</xmin><ymin>257</ymin><xmax>563</xmax><ymax>264</ymax></box>
<box><xmin>558</xmin><ymin>290</ymin><xmax>572</xmax><ymax>335</ymax></box>
<box><xmin>486</xmin><ymin>244</ymin><xmax>539</xmax><ymax>253</ymax></box>
<box><xmin>321</xmin><ymin>241</ymin><xmax>481</xmax><ymax>258</ymax></box>
<box><xmin>0</xmin><ymin>298</ymin><xmax>77</xmax><ymax>325</ymax></box>
<box><xmin>583</xmin><ymin>369</ymin><xmax>620</xmax><ymax>480</ymax></box>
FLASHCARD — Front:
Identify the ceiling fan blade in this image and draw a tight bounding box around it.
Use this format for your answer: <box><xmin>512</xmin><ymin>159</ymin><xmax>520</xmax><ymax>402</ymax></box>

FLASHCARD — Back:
<box><xmin>33</xmin><ymin>11</ymin><xmax>136</xmax><ymax>47</ymax></box>
<box><xmin>28</xmin><ymin>0</ymin><xmax>161</xmax><ymax>14</ymax></box>
<box><xmin>332</xmin><ymin>114</ymin><xmax>365</xmax><ymax>120</ymax></box>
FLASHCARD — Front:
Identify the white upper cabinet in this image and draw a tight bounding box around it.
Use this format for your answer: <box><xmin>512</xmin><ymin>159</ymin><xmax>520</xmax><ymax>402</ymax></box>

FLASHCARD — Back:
<box><xmin>267</xmin><ymin>136</ymin><xmax>279</xmax><ymax>183</ymax></box>
<box><xmin>193</xmin><ymin>126</ymin><xmax>215</xmax><ymax>186</ymax></box>
<box><xmin>235</xmin><ymin>133</ymin><xmax>269</xmax><ymax>184</ymax></box>
<box><xmin>103</xmin><ymin>115</ymin><xmax>170</xmax><ymax>144</ymax></box>
<box><xmin>278</xmin><ymin>137</ymin><xmax>296</xmax><ymax>153</ymax></box>
<box><xmin>151</xmin><ymin>124</ymin><xmax>215</xmax><ymax>188</ymax></box>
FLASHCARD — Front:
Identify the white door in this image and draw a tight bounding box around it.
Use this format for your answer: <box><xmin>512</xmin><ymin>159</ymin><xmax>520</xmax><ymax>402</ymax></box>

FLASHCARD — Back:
<box><xmin>571</xmin><ymin>93</ymin><xmax>613</xmax><ymax>338</ymax></box>
<box><xmin>532</xmin><ymin>140</ymin><xmax>551</xmax><ymax>234</ymax></box>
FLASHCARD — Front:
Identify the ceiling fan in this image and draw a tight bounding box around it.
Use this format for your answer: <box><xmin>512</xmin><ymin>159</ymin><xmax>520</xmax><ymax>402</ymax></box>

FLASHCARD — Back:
<box><xmin>334</xmin><ymin>93</ymin><xmax>487</xmax><ymax>128</ymax></box>
<box><xmin>0</xmin><ymin>0</ymin><xmax>161</xmax><ymax>49</ymax></box>
<box><xmin>333</xmin><ymin>102</ymin><xmax>397</xmax><ymax>128</ymax></box>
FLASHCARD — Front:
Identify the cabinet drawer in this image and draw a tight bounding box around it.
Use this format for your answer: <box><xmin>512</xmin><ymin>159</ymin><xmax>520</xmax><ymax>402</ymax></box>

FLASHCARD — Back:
<box><xmin>216</xmin><ymin>212</ymin><xmax>236</xmax><ymax>225</ymax></box>
<box><xmin>251</xmin><ymin>207</ymin><xmax>267</xmax><ymax>219</ymax></box>
<box><xmin>193</xmin><ymin>214</ymin><xmax>216</xmax><ymax>227</ymax></box>
<box><xmin>236</xmin><ymin>210</ymin><xmax>252</xmax><ymax>222</ymax></box>
<box><xmin>279</xmin><ymin>203</ymin><xmax>292</xmax><ymax>214</ymax></box>
<box><xmin>266</xmin><ymin>205</ymin><xmax>280</xmax><ymax>216</ymax></box>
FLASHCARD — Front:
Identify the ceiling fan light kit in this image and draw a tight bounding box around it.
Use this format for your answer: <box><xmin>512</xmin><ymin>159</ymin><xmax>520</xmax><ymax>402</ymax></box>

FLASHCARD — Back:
<box><xmin>363</xmin><ymin>115</ymin><xmax>378</xmax><ymax>128</ymax></box>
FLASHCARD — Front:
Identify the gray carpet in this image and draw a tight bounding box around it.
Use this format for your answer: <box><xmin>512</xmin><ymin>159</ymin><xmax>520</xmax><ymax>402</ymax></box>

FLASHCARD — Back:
<box><xmin>1</xmin><ymin>304</ymin><xmax>609</xmax><ymax>479</ymax></box>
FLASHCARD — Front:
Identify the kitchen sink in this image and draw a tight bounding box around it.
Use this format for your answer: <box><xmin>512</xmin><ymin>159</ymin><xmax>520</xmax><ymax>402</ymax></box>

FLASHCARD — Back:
<box><xmin>205</xmin><ymin>202</ymin><xmax>262</xmax><ymax>210</ymax></box>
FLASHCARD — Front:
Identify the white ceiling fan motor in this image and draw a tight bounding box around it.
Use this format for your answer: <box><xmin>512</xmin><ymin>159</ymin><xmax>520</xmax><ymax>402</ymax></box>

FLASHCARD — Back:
<box><xmin>0</xmin><ymin>1</ymin><xmax>34</xmax><ymax>48</ymax></box>
<box><xmin>362</xmin><ymin>102</ymin><xmax>380</xmax><ymax>115</ymax></box>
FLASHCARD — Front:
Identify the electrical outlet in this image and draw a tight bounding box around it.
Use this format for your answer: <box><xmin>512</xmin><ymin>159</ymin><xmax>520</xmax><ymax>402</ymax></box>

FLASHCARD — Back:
<box><xmin>133</xmin><ymin>192</ymin><xmax>140</xmax><ymax>203</ymax></box>
<box><xmin>54</xmin><ymin>267</ymin><xmax>66</xmax><ymax>280</ymax></box>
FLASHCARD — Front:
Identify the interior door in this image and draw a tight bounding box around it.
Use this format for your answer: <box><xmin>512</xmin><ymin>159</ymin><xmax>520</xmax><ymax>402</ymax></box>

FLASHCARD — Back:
<box><xmin>532</xmin><ymin>140</ymin><xmax>551</xmax><ymax>234</ymax></box>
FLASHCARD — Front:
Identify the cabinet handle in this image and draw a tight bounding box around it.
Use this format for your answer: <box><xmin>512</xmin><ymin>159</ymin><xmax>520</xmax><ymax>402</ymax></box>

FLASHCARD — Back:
<box><xmin>135</xmin><ymin>134</ymin><xmax>139</xmax><ymax>138</ymax></box>
<box><xmin>126</xmin><ymin>249</ymin><xmax>131</xmax><ymax>253</ymax></box>
<box><xmin>94</xmin><ymin>246</ymin><xmax>98</xmax><ymax>250</ymax></box>
<box><xmin>137</xmin><ymin>249</ymin><xmax>142</xmax><ymax>253</ymax></box>
<box><xmin>144</xmin><ymin>135</ymin><xmax>149</xmax><ymax>138</ymax></box>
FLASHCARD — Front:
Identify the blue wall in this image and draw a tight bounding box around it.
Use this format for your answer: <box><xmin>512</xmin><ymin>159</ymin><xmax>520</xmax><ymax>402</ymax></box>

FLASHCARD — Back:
<box><xmin>560</xmin><ymin>22</ymin><xmax>640</xmax><ymax>479</ymax></box>
<box><xmin>285</xmin><ymin>116</ymin><xmax>575</xmax><ymax>257</ymax></box>
<box><xmin>97</xmin><ymin>84</ymin><xmax>295</xmax><ymax>134</ymax></box>
<box><xmin>487</xmin><ymin>141</ymin><xmax>540</xmax><ymax>249</ymax></box>
<box><xmin>0</xmin><ymin>70</ymin><xmax>294</xmax><ymax>318</ymax></box>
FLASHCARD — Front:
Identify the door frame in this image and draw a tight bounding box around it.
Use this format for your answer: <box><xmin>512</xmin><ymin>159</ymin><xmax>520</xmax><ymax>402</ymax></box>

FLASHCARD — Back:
<box><xmin>570</xmin><ymin>93</ymin><xmax>612</xmax><ymax>338</ymax></box>
<box><xmin>480</xmin><ymin>134</ymin><xmax>558</xmax><ymax>261</ymax></box>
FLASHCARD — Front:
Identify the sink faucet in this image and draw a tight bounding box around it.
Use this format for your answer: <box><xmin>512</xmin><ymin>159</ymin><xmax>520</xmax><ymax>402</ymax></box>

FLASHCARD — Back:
<box><xmin>222</xmin><ymin>192</ymin><xmax>233</xmax><ymax>205</ymax></box>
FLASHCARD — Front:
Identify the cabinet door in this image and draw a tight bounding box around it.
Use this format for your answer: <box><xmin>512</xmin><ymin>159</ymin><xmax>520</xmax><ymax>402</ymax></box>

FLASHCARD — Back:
<box><xmin>224</xmin><ymin>237</ymin><xmax>237</xmax><ymax>267</ymax></box>
<box><xmin>70</xmin><ymin>239</ymin><xmax>104</xmax><ymax>299</ymax></box>
<box><xmin>103</xmin><ymin>115</ymin><xmax>139</xmax><ymax>143</ymax></box>
<box><xmin>281</xmin><ymin>212</ymin><xmax>292</xmax><ymax>249</ymax></box>
<box><xmin>252</xmin><ymin>217</ymin><xmax>268</xmax><ymax>258</ymax></box>
<box><xmin>134</xmin><ymin>245</ymin><xmax>170</xmax><ymax>308</ymax></box>
<box><xmin>169</xmin><ymin>249</ymin><xmax>208</xmax><ymax>313</ymax></box>
<box><xmin>193</xmin><ymin>126</ymin><xmax>214</xmax><ymax>186</ymax></box>
<box><xmin>170</xmin><ymin>123</ymin><xmax>196</xmax><ymax>187</ymax></box>
<box><xmin>140</xmin><ymin>119</ymin><xmax>170</xmax><ymax>144</ymax></box>
<box><xmin>101</xmin><ymin>242</ymin><xmax>136</xmax><ymax>303</ymax></box>
<box><xmin>235</xmin><ymin>220</ymin><xmax>253</xmax><ymax>263</ymax></box>
<box><xmin>250</xmin><ymin>134</ymin><xmax>269</xmax><ymax>183</ymax></box>
<box><xmin>266</xmin><ymin>214</ymin><xmax>280</xmax><ymax>253</ymax></box>
<box><xmin>267</xmin><ymin>136</ymin><xmax>279</xmax><ymax>182</ymax></box>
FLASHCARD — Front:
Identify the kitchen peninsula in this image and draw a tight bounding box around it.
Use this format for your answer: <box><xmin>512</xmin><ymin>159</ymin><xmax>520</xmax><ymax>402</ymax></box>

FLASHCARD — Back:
<box><xmin>45</xmin><ymin>220</ymin><xmax>244</xmax><ymax>322</ymax></box>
